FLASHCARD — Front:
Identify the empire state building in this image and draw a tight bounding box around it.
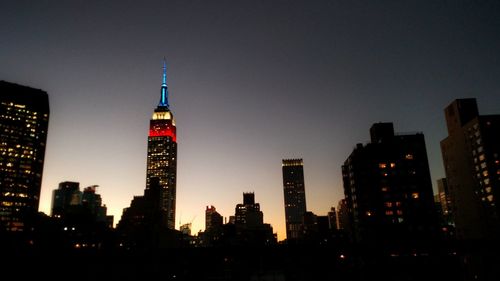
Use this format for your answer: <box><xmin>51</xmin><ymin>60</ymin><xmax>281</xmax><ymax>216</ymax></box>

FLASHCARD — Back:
<box><xmin>146</xmin><ymin>61</ymin><xmax>177</xmax><ymax>229</ymax></box>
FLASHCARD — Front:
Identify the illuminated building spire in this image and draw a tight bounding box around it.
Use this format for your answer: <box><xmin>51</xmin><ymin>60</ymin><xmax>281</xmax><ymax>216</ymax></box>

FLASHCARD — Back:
<box><xmin>160</xmin><ymin>58</ymin><xmax>169</xmax><ymax>108</ymax></box>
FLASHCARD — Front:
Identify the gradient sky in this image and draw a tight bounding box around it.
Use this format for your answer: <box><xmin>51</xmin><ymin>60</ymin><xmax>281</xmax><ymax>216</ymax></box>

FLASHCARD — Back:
<box><xmin>1</xmin><ymin>0</ymin><xmax>500</xmax><ymax>241</ymax></box>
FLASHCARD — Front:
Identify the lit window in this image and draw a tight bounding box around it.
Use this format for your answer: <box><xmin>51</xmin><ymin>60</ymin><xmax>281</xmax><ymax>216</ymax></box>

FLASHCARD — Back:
<box><xmin>405</xmin><ymin>154</ymin><xmax>413</xmax><ymax>160</ymax></box>
<box><xmin>385</xmin><ymin>210</ymin><xmax>393</xmax><ymax>215</ymax></box>
<box><xmin>381</xmin><ymin>187</ymin><xmax>389</xmax><ymax>192</ymax></box>
<box><xmin>379</xmin><ymin>163</ymin><xmax>387</xmax><ymax>169</ymax></box>
<box><xmin>487</xmin><ymin>195</ymin><xmax>494</xmax><ymax>202</ymax></box>
<box><xmin>411</xmin><ymin>193</ymin><xmax>419</xmax><ymax>199</ymax></box>
<box><xmin>390</xmin><ymin>163</ymin><xmax>396</xmax><ymax>168</ymax></box>
<box><xmin>385</xmin><ymin>202</ymin><xmax>393</xmax><ymax>207</ymax></box>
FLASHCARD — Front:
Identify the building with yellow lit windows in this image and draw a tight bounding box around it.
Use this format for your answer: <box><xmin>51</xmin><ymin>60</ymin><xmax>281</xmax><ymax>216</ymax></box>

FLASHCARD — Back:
<box><xmin>0</xmin><ymin>81</ymin><xmax>49</xmax><ymax>232</ymax></box>
<box><xmin>145</xmin><ymin>61</ymin><xmax>177</xmax><ymax>230</ymax></box>
<box><xmin>282</xmin><ymin>158</ymin><xmax>307</xmax><ymax>241</ymax></box>
<box><xmin>342</xmin><ymin>123</ymin><xmax>438</xmax><ymax>247</ymax></box>
<box><xmin>441</xmin><ymin>98</ymin><xmax>500</xmax><ymax>241</ymax></box>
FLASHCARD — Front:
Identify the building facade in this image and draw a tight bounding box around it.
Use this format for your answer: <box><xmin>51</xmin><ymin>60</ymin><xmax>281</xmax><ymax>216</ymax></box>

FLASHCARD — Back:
<box><xmin>0</xmin><ymin>81</ymin><xmax>49</xmax><ymax>232</ymax></box>
<box><xmin>342</xmin><ymin>123</ymin><xmax>437</xmax><ymax>245</ymax></box>
<box><xmin>282</xmin><ymin>159</ymin><xmax>307</xmax><ymax>241</ymax></box>
<box><xmin>145</xmin><ymin>61</ymin><xmax>177</xmax><ymax>229</ymax></box>
<box><xmin>440</xmin><ymin>98</ymin><xmax>500</xmax><ymax>240</ymax></box>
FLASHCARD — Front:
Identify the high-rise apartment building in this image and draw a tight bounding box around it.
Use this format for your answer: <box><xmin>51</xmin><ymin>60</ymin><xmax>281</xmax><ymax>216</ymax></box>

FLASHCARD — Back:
<box><xmin>145</xmin><ymin>61</ymin><xmax>177</xmax><ymax>229</ymax></box>
<box><xmin>0</xmin><ymin>81</ymin><xmax>49</xmax><ymax>232</ymax></box>
<box><xmin>282</xmin><ymin>159</ymin><xmax>307</xmax><ymax>241</ymax></box>
<box><xmin>342</xmin><ymin>123</ymin><xmax>437</xmax><ymax>245</ymax></box>
<box><xmin>440</xmin><ymin>98</ymin><xmax>500</xmax><ymax>240</ymax></box>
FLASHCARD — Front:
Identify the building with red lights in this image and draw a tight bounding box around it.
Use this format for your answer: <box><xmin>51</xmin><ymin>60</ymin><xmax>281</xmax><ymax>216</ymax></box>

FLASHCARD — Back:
<box><xmin>146</xmin><ymin>60</ymin><xmax>177</xmax><ymax>230</ymax></box>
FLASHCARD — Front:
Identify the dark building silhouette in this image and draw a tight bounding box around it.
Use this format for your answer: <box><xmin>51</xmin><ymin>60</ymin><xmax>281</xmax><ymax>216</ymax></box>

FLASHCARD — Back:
<box><xmin>118</xmin><ymin>177</ymin><xmax>182</xmax><ymax>248</ymax></box>
<box><xmin>82</xmin><ymin>185</ymin><xmax>112</xmax><ymax>225</ymax></box>
<box><xmin>235</xmin><ymin>192</ymin><xmax>263</xmax><ymax>227</ymax></box>
<box><xmin>328</xmin><ymin>207</ymin><xmax>338</xmax><ymax>231</ymax></box>
<box><xmin>51</xmin><ymin>182</ymin><xmax>112</xmax><ymax>226</ymax></box>
<box><xmin>342</xmin><ymin>122</ymin><xmax>438</xmax><ymax>246</ymax></box>
<box><xmin>179</xmin><ymin>223</ymin><xmax>191</xmax><ymax>235</ymax></box>
<box><xmin>51</xmin><ymin>181</ymin><xmax>82</xmax><ymax>218</ymax></box>
<box><xmin>45</xmin><ymin>181</ymin><xmax>114</xmax><ymax>250</ymax></box>
<box><xmin>233</xmin><ymin>192</ymin><xmax>276</xmax><ymax>246</ymax></box>
<box><xmin>436</xmin><ymin>178</ymin><xmax>454</xmax><ymax>236</ymax></box>
<box><xmin>282</xmin><ymin>159</ymin><xmax>307</xmax><ymax>241</ymax></box>
<box><xmin>440</xmin><ymin>98</ymin><xmax>500</xmax><ymax>240</ymax></box>
<box><xmin>146</xmin><ymin>60</ymin><xmax>177</xmax><ymax>229</ymax></box>
<box><xmin>202</xmin><ymin>205</ymin><xmax>224</xmax><ymax>246</ymax></box>
<box><xmin>205</xmin><ymin>205</ymin><xmax>223</xmax><ymax>231</ymax></box>
<box><xmin>336</xmin><ymin>199</ymin><xmax>350</xmax><ymax>231</ymax></box>
<box><xmin>0</xmin><ymin>81</ymin><xmax>49</xmax><ymax>232</ymax></box>
<box><xmin>436</xmin><ymin>178</ymin><xmax>452</xmax><ymax>222</ymax></box>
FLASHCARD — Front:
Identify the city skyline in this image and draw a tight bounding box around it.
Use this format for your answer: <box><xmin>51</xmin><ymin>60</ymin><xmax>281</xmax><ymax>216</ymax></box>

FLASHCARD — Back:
<box><xmin>2</xmin><ymin>1</ymin><xmax>500</xmax><ymax>241</ymax></box>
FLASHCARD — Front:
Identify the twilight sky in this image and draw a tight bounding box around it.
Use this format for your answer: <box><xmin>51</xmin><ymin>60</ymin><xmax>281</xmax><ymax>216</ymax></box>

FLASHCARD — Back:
<box><xmin>1</xmin><ymin>0</ymin><xmax>500</xmax><ymax>240</ymax></box>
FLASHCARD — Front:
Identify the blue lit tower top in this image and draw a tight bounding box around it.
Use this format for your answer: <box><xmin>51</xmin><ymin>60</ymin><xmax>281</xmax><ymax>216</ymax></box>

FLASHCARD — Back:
<box><xmin>160</xmin><ymin>59</ymin><xmax>169</xmax><ymax>108</ymax></box>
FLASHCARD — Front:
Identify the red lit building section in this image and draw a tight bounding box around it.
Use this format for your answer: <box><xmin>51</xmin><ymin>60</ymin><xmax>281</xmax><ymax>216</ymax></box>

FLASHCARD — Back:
<box><xmin>149</xmin><ymin>126</ymin><xmax>176</xmax><ymax>142</ymax></box>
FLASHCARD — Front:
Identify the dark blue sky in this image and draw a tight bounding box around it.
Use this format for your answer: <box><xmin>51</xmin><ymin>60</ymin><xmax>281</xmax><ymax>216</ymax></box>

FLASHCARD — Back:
<box><xmin>2</xmin><ymin>0</ymin><xmax>500</xmax><ymax>239</ymax></box>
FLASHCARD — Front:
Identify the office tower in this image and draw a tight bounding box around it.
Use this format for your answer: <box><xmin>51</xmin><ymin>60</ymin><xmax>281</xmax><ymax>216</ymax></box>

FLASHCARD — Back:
<box><xmin>440</xmin><ymin>99</ymin><xmax>500</xmax><ymax>240</ymax></box>
<box><xmin>146</xmin><ymin>61</ymin><xmax>177</xmax><ymax>229</ymax></box>
<box><xmin>342</xmin><ymin>123</ymin><xmax>437</xmax><ymax>245</ymax></box>
<box><xmin>282</xmin><ymin>159</ymin><xmax>307</xmax><ymax>240</ymax></box>
<box><xmin>51</xmin><ymin>181</ymin><xmax>82</xmax><ymax>217</ymax></box>
<box><xmin>0</xmin><ymin>81</ymin><xmax>49</xmax><ymax>232</ymax></box>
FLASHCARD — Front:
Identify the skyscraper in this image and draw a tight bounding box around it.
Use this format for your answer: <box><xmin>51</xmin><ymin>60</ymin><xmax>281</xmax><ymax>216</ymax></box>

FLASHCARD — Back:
<box><xmin>282</xmin><ymin>159</ymin><xmax>307</xmax><ymax>241</ymax></box>
<box><xmin>146</xmin><ymin>61</ymin><xmax>177</xmax><ymax>229</ymax></box>
<box><xmin>342</xmin><ymin>123</ymin><xmax>437</xmax><ymax>245</ymax></box>
<box><xmin>0</xmin><ymin>81</ymin><xmax>49</xmax><ymax>232</ymax></box>
<box><xmin>440</xmin><ymin>98</ymin><xmax>500</xmax><ymax>240</ymax></box>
